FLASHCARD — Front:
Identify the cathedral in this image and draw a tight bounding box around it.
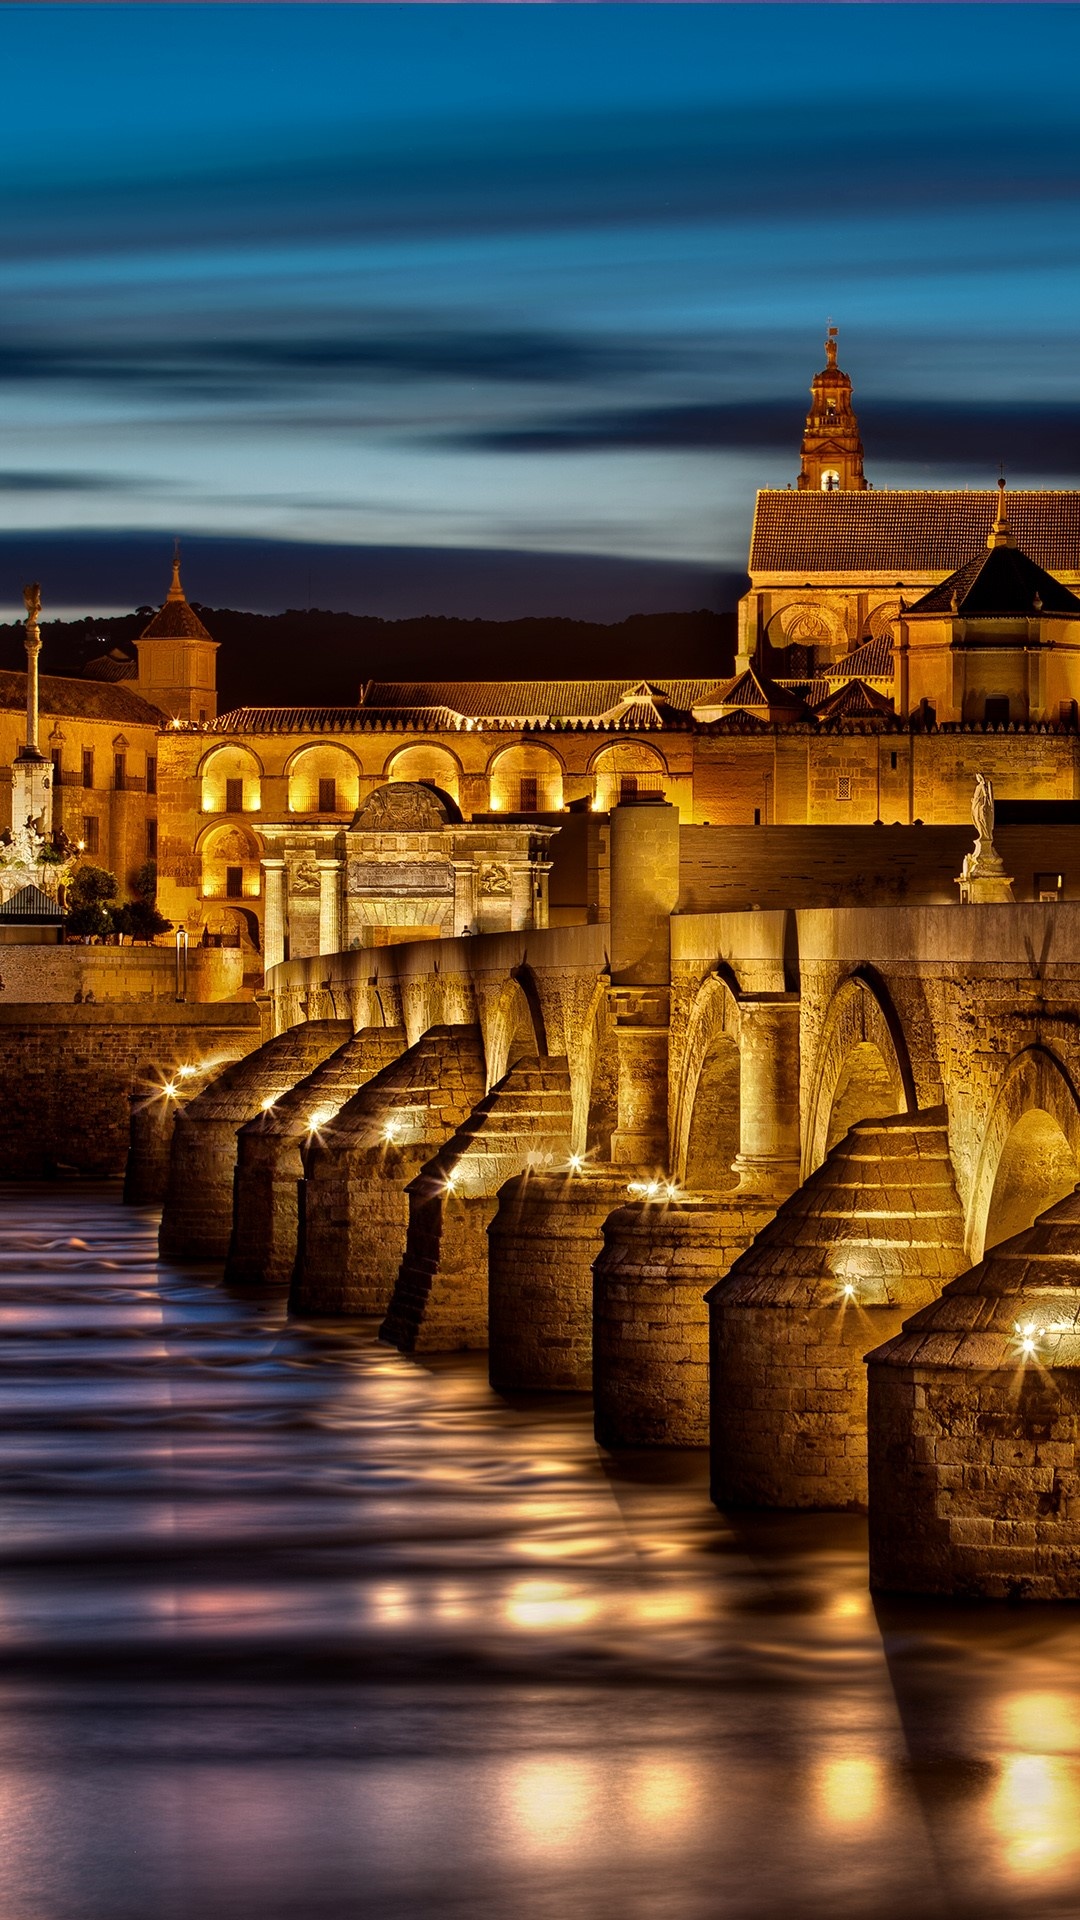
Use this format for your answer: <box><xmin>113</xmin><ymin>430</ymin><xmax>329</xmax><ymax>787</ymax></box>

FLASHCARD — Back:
<box><xmin>6</xmin><ymin>331</ymin><xmax>1080</xmax><ymax>962</ymax></box>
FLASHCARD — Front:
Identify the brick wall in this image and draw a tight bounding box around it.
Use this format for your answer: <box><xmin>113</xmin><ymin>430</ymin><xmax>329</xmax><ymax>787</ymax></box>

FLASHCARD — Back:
<box><xmin>0</xmin><ymin>1002</ymin><xmax>261</xmax><ymax>1178</ymax></box>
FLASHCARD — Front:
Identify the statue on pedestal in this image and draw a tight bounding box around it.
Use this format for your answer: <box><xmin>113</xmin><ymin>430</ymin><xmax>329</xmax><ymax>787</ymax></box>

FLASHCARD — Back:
<box><xmin>957</xmin><ymin>774</ymin><xmax>1014</xmax><ymax>903</ymax></box>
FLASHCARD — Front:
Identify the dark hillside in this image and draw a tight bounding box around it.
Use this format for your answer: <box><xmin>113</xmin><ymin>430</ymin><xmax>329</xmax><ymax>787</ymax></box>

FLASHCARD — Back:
<box><xmin>0</xmin><ymin>606</ymin><xmax>736</xmax><ymax>712</ymax></box>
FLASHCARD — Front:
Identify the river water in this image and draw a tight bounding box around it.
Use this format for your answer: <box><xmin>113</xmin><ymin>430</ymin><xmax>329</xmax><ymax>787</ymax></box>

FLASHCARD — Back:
<box><xmin>1</xmin><ymin>1187</ymin><xmax>1079</xmax><ymax>1919</ymax></box>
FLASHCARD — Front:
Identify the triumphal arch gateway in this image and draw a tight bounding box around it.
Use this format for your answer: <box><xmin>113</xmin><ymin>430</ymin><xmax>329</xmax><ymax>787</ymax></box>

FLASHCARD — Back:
<box><xmin>136</xmin><ymin>336</ymin><xmax>1080</xmax><ymax>1599</ymax></box>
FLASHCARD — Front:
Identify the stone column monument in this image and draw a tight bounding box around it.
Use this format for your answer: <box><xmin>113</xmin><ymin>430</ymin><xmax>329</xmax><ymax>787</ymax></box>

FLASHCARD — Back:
<box><xmin>12</xmin><ymin>583</ymin><xmax>53</xmax><ymax>832</ymax></box>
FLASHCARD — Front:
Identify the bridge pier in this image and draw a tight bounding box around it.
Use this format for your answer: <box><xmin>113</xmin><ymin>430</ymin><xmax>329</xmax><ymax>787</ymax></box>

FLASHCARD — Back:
<box><xmin>158</xmin><ymin>1021</ymin><xmax>351</xmax><ymax>1260</ymax></box>
<box><xmin>592</xmin><ymin>1192</ymin><xmax>774</xmax><ymax>1447</ymax></box>
<box><xmin>379</xmin><ymin>1057</ymin><xmax>573</xmax><ymax>1352</ymax></box>
<box><xmin>225</xmin><ymin>1026</ymin><xmax>406</xmax><ymax>1285</ymax></box>
<box><xmin>709</xmin><ymin>1109</ymin><xmax>966</xmax><ymax>1510</ymax></box>
<box><xmin>292</xmin><ymin>1024</ymin><xmax>487</xmax><ymax>1316</ymax></box>
<box><xmin>868</xmin><ymin>1186</ymin><xmax>1080</xmax><ymax>1599</ymax></box>
<box><xmin>487</xmin><ymin>1164</ymin><xmax>633</xmax><ymax>1392</ymax></box>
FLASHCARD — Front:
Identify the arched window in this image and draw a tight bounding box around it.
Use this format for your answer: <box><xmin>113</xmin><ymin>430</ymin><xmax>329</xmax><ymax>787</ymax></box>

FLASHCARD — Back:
<box><xmin>200</xmin><ymin>744</ymin><xmax>262</xmax><ymax>815</ymax></box>
<box><xmin>199</xmin><ymin>824</ymin><xmax>262</xmax><ymax>902</ymax></box>
<box><xmin>488</xmin><ymin>743</ymin><xmax>563</xmax><ymax>815</ymax></box>
<box><xmin>590</xmin><ymin>741</ymin><xmax>668</xmax><ymax>812</ymax></box>
<box><xmin>821</xmin><ymin>470</ymin><xmax>840</xmax><ymax>493</ymax></box>
<box><xmin>287</xmin><ymin>745</ymin><xmax>360</xmax><ymax>816</ymax></box>
<box><xmin>385</xmin><ymin>743</ymin><xmax>461</xmax><ymax>809</ymax></box>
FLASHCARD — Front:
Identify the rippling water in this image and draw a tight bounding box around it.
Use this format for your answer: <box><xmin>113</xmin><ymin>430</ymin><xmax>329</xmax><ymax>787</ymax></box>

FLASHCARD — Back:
<box><xmin>1</xmin><ymin>1186</ymin><xmax>1080</xmax><ymax>1918</ymax></box>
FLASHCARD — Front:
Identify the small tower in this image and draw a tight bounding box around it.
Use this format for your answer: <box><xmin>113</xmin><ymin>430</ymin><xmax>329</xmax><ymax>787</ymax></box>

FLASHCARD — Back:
<box><xmin>134</xmin><ymin>548</ymin><xmax>219</xmax><ymax>724</ymax></box>
<box><xmin>11</xmin><ymin>583</ymin><xmax>53</xmax><ymax>832</ymax></box>
<box><xmin>797</xmin><ymin>326</ymin><xmax>867</xmax><ymax>492</ymax></box>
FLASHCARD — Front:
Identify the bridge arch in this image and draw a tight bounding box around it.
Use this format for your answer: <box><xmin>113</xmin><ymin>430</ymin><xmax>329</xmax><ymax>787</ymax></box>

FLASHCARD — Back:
<box><xmin>484</xmin><ymin>966</ymin><xmax>546</xmax><ymax>1088</ymax></box>
<box><xmin>968</xmin><ymin>1044</ymin><xmax>1080</xmax><ymax>1260</ymax></box>
<box><xmin>804</xmin><ymin>967</ymin><xmax>916</xmax><ymax>1177</ymax></box>
<box><xmin>672</xmin><ymin>969</ymin><xmax>743</xmax><ymax>1189</ymax></box>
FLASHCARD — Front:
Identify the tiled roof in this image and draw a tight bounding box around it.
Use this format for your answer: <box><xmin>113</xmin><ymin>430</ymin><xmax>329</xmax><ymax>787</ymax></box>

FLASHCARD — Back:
<box><xmin>907</xmin><ymin>541</ymin><xmax>1080</xmax><ymax>616</ymax></box>
<box><xmin>749</xmin><ymin>490</ymin><xmax>1080</xmax><ymax>576</ymax></box>
<box><xmin>813</xmin><ymin>678</ymin><xmax>896</xmax><ymax>721</ymax></box>
<box><xmin>720</xmin><ymin>666</ymin><xmax>808</xmax><ymax>712</ymax></box>
<box><xmin>0</xmin><ymin>669</ymin><xmax>164</xmax><ymax>727</ymax></box>
<box><xmin>828</xmin><ymin>633</ymin><xmax>894</xmax><ymax>680</ymax></box>
<box><xmin>82</xmin><ymin>648</ymin><xmax>137</xmax><ymax>683</ymax></box>
<box><xmin>359</xmin><ymin>679</ymin><xmax>716</xmax><ymax>722</ymax></box>
<box><xmin>211</xmin><ymin>707</ymin><xmax>393</xmax><ymax>734</ymax></box>
<box><xmin>139</xmin><ymin>598</ymin><xmax>214</xmax><ymax>642</ymax></box>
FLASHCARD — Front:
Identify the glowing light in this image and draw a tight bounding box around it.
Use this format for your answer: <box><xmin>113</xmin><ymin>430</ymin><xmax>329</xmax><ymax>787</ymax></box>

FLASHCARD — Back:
<box><xmin>1013</xmin><ymin>1319</ymin><xmax>1047</xmax><ymax>1360</ymax></box>
<box><xmin>76</xmin><ymin>839</ymin><xmax>85</xmax><ymax>852</ymax></box>
<box><xmin>444</xmin><ymin>1172</ymin><xmax>458</xmax><ymax>1193</ymax></box>
<box><xmin>627</xmin><ymin>1179</ymin><xmax>664</xmax><ymax>1199</ymax></box>
<box><xmin>261</xmin><ymin>1095</ymin><xmax>277</xmax><ymax>1112</ymax></box>
<box><xmin>504</xmin><ymin>1579</ymin><xmax>599</xmax><ymax>1631</ymax></box>
<box><xmin>177</xmin><ymin>1064</ymin><xmax>196</xmax><ymax>1080</ymax></box>
<box><xmin>162</xmin><ymin>1081</ymin><xmax>177</xmax><ymax>1099</ymax></box>
<box><xmin>664</xmin><ymin>1181</ymin><xmax>680</xmax><ymax>1200</ymax></box>
<box><xmin>567</xmin><ymin>1153</ymin><xmax>584</xmax><ymax>1173</ymax></box>
<box><xmin>840</xmin><ymin>1281</ymin><xmax>858</xmax><ymax>1301</ymax></box>
<box><xmin>382</xmin><ymin>1118</ymin><xmax>402</xmax><ymax>1142</ymax></box>
<box><xmin>306</xmin><ymin>1107</ymin><xmax>334</xmax><ymax>1133</ymax></box>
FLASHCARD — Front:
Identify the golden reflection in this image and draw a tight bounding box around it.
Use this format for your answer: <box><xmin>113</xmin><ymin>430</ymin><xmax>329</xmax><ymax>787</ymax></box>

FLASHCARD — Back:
<box><xmin>1003</xmin><ymin>1691</ymin><xmax>1080</xmax><ymax>1753</ymax></box>
<box><xmin>368</xmin><ymin>1583</ymin><xmax>413</xmax><ymax>1624</ymax></box>
<box><xmin>814</xmin><ymin>1754</ymin><xmax>884</xmax><ymax>1828</ymax></box>
<box><xmin>503</xmin><ymin>1756</ymin><xmax>600</xmax><ymax>1857</ymax></box>
<box><xmin>627</xmin><ymin>1755</ymin><xmax>702</xmax><ymax>1831</ymax></box>
<box><xmin>504</xmin><ymin>1578</ymin><xmax>600</xmax><ymax>1631</ymax></box>
<box><xmin>990</xmin><ymin>1753</ymin><xmax>1080</xmax><ymax>1878</ymax></box>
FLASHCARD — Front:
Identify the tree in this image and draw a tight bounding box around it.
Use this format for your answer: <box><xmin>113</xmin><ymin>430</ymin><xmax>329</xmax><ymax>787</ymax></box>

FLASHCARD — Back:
<box><xmin>115</xmin><ymin>900</ymin><xmax>172</xmax><ymax>944</ymax></box>
<box><xmin>66</xmin><ymin>901</ymin><xmax>115</xmax><ymax>942</ymax></box>
<box><xmin>68</xmin><ymin>864</ymin><xmax>119</xmax><ymax>909</ymax></box>
<box><xmin>129</xmin><ymin>861</ymin><xmax>158</xmax><ymax>903</ymax></box>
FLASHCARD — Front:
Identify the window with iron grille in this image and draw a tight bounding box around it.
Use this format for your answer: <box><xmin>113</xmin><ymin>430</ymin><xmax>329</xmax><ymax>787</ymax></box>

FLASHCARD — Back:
<box><xmin>81</xmin><ymin>749</ymin><xmax>94</xmax><ymax>789</ymax></box>
<box><xmin>518</xmin><ymin>774</ymin><xmax>539</xmax><ymax>813</ymax></box>
<box><xmin>836</xmin><ymin>775</ymin><xmax>851</xmax><ymax>801</ymax></box>
<box><xmin>226</xmin><ymin>866</ymin><xmax>243</xmax><ymax>899</ymax></box>
<box><xmin>618</xmin><ymin>774</ymin><xmax>638</xmax><ymax>802</ymax></box>
<box><xmin>114</xmin><ymin>753</ymin><xmax>126</xmax><ymax>792</ymax></box>
<box><xmin>146</xmin><ymin>757</ymin><xmax>157</xmax><ymax>795</ymax></box>
<box><xmin>82</xmin><ymin>817</ymin><xmax>99</xmax><ymax>854</ymax></box>
<box><xmin>225</xmin><ymin>778</ymin><xmax>244</xmax><ymax>813</ymax></box>
<box><xmin>318</xmin><ymin>777</ymin><xmax>337</xmax><ymax>813</ymax></box>
<box><xmin>51</xmin><ymin>750</ymin><xmax>62</xmax><ymax>783</ymax></box>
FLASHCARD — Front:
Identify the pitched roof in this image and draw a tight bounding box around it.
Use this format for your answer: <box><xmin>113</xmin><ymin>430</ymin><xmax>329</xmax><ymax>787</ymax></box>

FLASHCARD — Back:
<box><xmin>829</xmin><ymin>632</ymin><xmax>894</xmax><ymax>680</ymax></box>
<box><xmin>359</xmin><ymin>679</ymin><xmax>715</xmax><ymax>723</ymax></box>
<box><xmin>0</xmin><ymin>883</ymin><xmax>64</xmax><ymax>923</ymax></box>
<box><xmin>710</xmin><ymin>665</ymin><xmax>809</xmax><ymax>714</ymax></box>
<box><xmin>906</xmin><ymin>540</ymin><xmax>1080</xmax><ymax>617</ymax></box>
<box><xmin>813</xmin><ymin>678</ymin><xmax>896</xmax><ymax>721</ymax></box>
<box><xmin>138</xmin><ymin>557</ymin><xmax>215</xmax><ymax>643</ymax></box>
<box><xmin>749</xmin><ymin>490</ymin><xmax>1080</xmax><ymax>576</ymax></box>
<box><xmin>0</xmin><ymin>669</ymin><xmax>164</xmax><ymax>727</ymax></box>
<box><xmin>82</xmin><ymin>647</ymin><xmax>137</xmax><ymax>683</ymax></box>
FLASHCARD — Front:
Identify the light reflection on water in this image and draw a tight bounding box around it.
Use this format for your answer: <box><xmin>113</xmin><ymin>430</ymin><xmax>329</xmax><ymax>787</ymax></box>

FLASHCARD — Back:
<box><xmin>1</xmin><ymin>1190</ymin><xmax>1080</xmax><ymax>1917</ymax></box>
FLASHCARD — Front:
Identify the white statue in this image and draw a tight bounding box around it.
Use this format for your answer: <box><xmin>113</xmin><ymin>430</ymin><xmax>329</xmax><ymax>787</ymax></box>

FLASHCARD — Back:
<box><xmin>972</xmin><ymin>772</ymin><xmax>995</xmax><ymax>854</ymax></box>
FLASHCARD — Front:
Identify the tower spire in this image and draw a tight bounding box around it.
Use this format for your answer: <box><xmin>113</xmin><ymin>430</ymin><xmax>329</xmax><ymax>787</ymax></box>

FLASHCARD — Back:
<box><xmin>797</xmin><ymin>326</ymin><xmax>866</xmax><ymax>492</ymax></box>
<box><xmin>168</xmin><ymin>538</ymin><xmax>185</xmax><ymax>603</ymax></box>
<box><xmin>988</xmin><ymin>475</ymin><xmax>1014</xmax><ymax>549</ymax></box>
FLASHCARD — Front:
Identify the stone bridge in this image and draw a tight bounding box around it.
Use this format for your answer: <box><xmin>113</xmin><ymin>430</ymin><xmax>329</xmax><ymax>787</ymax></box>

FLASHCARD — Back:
<box><xmin>145</xmin><ymin>803</ymin><xmax>1080</xmax><ymax>1598</ymax></box>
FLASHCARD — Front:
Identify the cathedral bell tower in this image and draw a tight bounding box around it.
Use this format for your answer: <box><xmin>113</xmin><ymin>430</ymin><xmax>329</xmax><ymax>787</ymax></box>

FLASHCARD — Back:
<box><xmin>797</xmin><ymin>327</ymin><xmax>867</xmax><ymax>492</ymax></box>
<box><xmin>135</xmin><ymin>549</ymin><xmax>218</xmax><ymax>724</ymax></box>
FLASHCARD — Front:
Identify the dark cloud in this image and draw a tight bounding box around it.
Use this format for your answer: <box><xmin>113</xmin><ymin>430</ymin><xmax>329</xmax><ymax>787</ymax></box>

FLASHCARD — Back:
<box><xmin>0</xmin><ymin>529</ymin><xmax>742</xmax><ymax>625</ymax></box>
<box><xmin>0</xmin><ymin>469</ymin><xmax>142</xmax><ymax>494</ymax></box>
<box><xmin>0</xmin><ymin>326</ymin><xmax>648</xmax><ymax>403</ymax></box>
<box><xmin>451</xmin><ymin>399</ymin><xmax>1080</xmax><ymax>479</ymax></box>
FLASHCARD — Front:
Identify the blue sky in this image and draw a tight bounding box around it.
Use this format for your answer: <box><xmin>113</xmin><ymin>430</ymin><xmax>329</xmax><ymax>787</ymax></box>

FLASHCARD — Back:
<box><xmin>2</xmin><ymin>4</ymin><xmax>1080</xmax><ymax>618</ymax></box>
